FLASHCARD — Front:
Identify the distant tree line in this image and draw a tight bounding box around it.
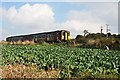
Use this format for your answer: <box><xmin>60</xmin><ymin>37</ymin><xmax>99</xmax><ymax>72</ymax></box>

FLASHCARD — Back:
<box><xmin>75</xmin><ymin>33</ymin><xmax>120</xmax><ymax>50</ymax></box>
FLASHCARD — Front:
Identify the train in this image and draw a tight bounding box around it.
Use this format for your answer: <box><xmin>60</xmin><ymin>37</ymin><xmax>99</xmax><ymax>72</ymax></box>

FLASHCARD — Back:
<box><xmin>6</xmin><ymin>30</ymin><xmax>70</xmax><ymax>42</ymax></box>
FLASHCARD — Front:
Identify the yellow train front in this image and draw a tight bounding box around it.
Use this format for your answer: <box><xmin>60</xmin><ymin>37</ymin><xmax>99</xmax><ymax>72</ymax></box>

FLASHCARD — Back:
<box><xmin>59</xmin><ymin>30</ymin><xmax>70</xmax><ymax>41</ymax></box>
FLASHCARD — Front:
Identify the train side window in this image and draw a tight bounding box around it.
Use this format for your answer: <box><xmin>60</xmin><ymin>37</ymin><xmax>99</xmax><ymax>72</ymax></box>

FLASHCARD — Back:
<box><xmin>52</xmin><ymin>34</ymin><xmax>54</xmax><ymax>36</ymax></box>
<box><xmin>39</xmin><ymin>35</ymin><xmax>41</xmax><ymax>38</ymax></box>
<box><xmin>39</xmin><ymin>35</ymin><xmax>42</xmax><ymax>38</ymax></box>
<box><xmin>41</xmin><ymin>34</ymin><xmax>45</xmax><ymax>38</ymax></box>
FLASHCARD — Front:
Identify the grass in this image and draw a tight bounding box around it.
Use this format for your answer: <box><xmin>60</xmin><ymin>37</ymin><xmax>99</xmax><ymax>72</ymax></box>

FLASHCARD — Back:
<box><xmin>1</xmin><ymin>64</ymin><xmax>60</xmax><ymax>78</ymax></box>
<box><xmin>1</xmin><ymin>64</ymin><xmax>119</xmax><ymax>78</ymax></box>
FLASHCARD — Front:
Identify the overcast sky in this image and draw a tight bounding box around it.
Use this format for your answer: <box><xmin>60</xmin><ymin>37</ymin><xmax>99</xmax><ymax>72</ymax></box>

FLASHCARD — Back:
<box><xmin>0</xmin><ymin>1</ymin><xmax>119</xmax><ymax>40</ymax></box>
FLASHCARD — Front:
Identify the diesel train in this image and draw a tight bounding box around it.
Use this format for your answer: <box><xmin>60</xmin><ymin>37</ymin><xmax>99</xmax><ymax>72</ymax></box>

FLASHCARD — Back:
<box><xmin>6</xmin><ymin>30</ymin><xmax>70</xmax><ymax>42</ymax></box>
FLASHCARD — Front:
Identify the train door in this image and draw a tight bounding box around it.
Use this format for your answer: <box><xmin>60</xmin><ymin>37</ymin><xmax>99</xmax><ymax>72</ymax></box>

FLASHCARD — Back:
<box><xmin>56</xmin><ymin>33</ymin><xmax>59</xmax><ymax>41</ymax></box>
<box><xmin>46</xmin><ymin>34</ymin><xmax>49</xmax><ymax>41</ymax></box>
<box><xmin>61</xmin><ymin>31</ymin><xmax>64</xmax><ymax>40</ymax></box>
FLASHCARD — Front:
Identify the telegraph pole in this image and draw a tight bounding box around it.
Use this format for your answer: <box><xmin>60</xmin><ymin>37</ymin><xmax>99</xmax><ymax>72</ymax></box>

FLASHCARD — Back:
<box><xmin>101</xmin><ymin>26</ymin><xmax>103</xmax><ymax>34</ymax></box>
<box><xmin>106</xmin><ymin>24</ymin><xmax>110</xmax><ymax>37</ymax></box>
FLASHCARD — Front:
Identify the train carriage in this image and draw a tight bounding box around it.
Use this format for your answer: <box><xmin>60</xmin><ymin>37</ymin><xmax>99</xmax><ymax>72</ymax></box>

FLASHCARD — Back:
<box><xmin>6</xmin><ymin>30</ymin><xmax>70</xmax><ymax>42</ymax></box>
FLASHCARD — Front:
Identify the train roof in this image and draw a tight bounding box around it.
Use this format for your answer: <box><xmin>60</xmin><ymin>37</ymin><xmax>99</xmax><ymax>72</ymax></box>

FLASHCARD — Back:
<box><xmin>6</xmin><ymin>30</ymin><xmax>70</xmax><ymax>38</ymax></box>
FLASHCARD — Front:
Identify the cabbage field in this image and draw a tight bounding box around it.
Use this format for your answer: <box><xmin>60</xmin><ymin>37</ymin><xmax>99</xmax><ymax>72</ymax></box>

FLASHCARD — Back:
<box><xmin>1</xmin><ymin>44</ymin><xmax>120</xmax><ymax>78</ymax></box>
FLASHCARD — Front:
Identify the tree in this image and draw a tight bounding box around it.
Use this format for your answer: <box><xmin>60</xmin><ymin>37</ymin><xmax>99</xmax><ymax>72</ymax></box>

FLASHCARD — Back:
<box><xmin>83</xmin><ymin>30</ymin><xmax>89</xmax><ymax>37</ymax></box>
<box><xmin>76</xmin><ymin>35</ymin><xmax>83</xmax><ymax>39</ymax></box>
